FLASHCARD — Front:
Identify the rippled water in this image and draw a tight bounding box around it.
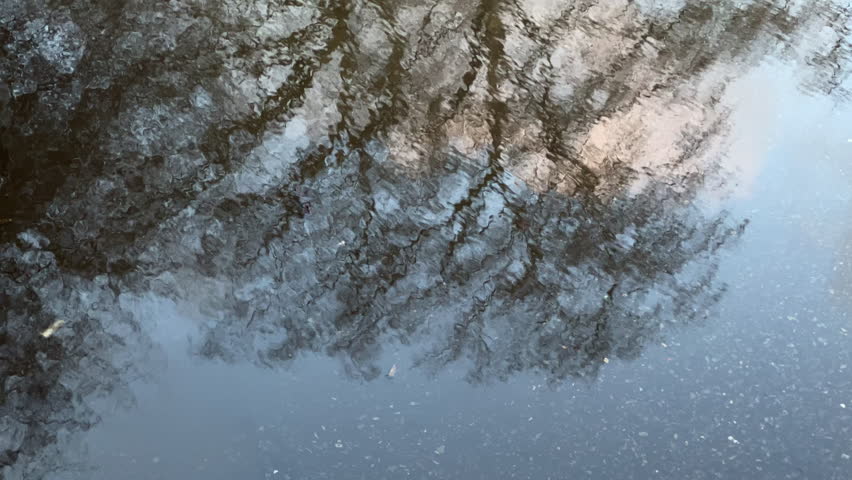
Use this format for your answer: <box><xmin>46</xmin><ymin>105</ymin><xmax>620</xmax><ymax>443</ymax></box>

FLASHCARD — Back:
<box><xmin>2</xmin><ymin>1</ymin><xmax>852</xmax><ymax>479</ymax></box>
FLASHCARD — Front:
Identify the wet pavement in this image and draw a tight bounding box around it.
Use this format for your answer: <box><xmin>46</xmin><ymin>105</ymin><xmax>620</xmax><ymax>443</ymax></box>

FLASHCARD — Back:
<box><xmin>2</xmin><ymin>1</ymin><xmax>852</xmax><ymax>479</ymax></box>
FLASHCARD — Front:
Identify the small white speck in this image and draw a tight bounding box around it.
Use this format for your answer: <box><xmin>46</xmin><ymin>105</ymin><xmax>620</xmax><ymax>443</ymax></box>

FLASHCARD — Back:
<box><xmin>603</xmin><ymin>357</ymin><xmax>610</xmax><ymax>364</ymax></box>
<box><xmin>334</xmin><ymin>440</ymin><xmax>343</xmax><ymax>448</ymax></box>
<box><xmin>273</xmin><ymin>470</ymin><xmax>279</xmax><ymax>474</ymax></box>
<box><xmin>841</xmin><ymin>453</ymin><xmax>850</xmax><ymax>460</ymax></box>
<box><xmin>841</xmin><ymin>403</ymin><xmax>847</xmax><ymax>409</ymax></box>
<box><xmin>337</xmin><ymin>240</ymin><xmax>346</xmax><ymax>246</ymax></box>
<box><xmin>40</xmin><ymin>319</ymin><xmax>65</xmax><ymax>338</ymax></box>
<box><xmin>728</xmin><ymin>436</ymin><xmax>740</xmax><ymax>445</ymax></box>
<box><xmin>638</xmin><ymin>432</ymin><xmax>648</xmax><ymax>437</ymax></box>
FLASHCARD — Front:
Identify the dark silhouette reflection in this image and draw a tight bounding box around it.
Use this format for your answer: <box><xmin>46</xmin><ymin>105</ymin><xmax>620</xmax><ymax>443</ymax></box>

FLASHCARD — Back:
<box><xmin>1</xmin><ymin>0</ymin><xmax>851</xmax><ymax>478</ymax></box>
<box><xmin>0</xmin><ymin>241</ymin><xmax>152</xmax><ymax>478</ymax></box>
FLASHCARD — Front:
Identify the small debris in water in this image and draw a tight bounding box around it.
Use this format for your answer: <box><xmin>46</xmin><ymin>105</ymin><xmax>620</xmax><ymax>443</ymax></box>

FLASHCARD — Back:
<box><xmin>434</xmin><ymin>445</ymin><xmax>445</xmax><ymax>455</ymax></box>
<box><xmin>603</xmin><ymin>357</ymin><xmax>609</xmax><ymax>364</ymax></box>
<box><xmin>728</xmin><ymin>436</ymin><xmax>740</xmax><ymax>445</ymax></box>
<box><xmin>338</xmin><ymin>240</ymin><xmax>346</xmax><ymax>246</ymax></box>
<box><xmin>40</xmin><ymin>320</ymin><xmax>65</xmax><ymax>338</ymax></box>
<box><xmin>387</xmin><ymin>364</ymin><xmax>398</xmax><ymax>377</ymax></box>
<box><xmin>334</xmin><ymin>440</ymin><xmax>344</xmax><ymax>448</ymax></box>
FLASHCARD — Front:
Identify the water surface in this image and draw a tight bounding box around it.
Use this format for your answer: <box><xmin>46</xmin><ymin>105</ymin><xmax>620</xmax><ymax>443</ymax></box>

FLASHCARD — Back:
<box><xmin>1</xmin><ymin>1</ymin><xmax>851</xmax><ymax>479</ymax></box>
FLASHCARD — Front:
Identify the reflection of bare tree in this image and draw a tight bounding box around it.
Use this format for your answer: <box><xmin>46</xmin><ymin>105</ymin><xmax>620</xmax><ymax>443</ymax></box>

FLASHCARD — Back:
<box><xmin>1</xmin><ymin>0</ymin><xmax>851</xmax><ymax>478</ymax></box>
<box><xmin>174</xmin><ymin>0</ymin><xmax>845</xmax><ymax>382</ymax></box>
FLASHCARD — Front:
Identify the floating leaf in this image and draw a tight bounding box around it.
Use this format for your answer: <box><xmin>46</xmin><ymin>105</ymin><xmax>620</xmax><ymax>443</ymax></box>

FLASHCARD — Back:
<box><xmin>40</xmin><ymin>320</ymin><xmax>65</xmax><ymax>338</ymax></box>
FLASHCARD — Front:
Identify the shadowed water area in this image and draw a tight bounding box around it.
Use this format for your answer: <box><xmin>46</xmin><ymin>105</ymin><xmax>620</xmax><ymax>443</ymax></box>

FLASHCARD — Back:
<box><xmin>1</xmin><ymin>0</ymin><xmax>852</xmax><ymax>478</ymax></box>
